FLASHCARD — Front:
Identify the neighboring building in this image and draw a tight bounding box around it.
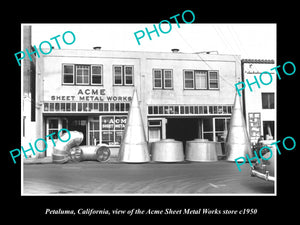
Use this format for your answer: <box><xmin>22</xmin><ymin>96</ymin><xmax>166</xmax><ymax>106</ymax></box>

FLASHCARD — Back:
<box><xmin>31</xmin><ymin>48</ymin><xmax>241</xmax><ymax>158</ymax></box>
<box><xmin>242</xmin><ymin>59</ymin><xmax>276</xmax><ymax>145</ymax></box>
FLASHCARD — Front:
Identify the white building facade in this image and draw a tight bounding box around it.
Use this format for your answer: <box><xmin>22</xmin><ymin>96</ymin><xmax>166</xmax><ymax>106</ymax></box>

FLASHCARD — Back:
<box><xmin>28</xmin><ymin>48</ymin><xmax>242</xmax><ymax>158</ymax></box>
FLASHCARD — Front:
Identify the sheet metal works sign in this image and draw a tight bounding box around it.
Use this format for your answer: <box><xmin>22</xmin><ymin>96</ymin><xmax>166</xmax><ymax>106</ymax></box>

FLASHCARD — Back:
<box><xmin>50</xmin><ymin>88</ymin><xmax>132</xmax><ymax>102</ymax></box>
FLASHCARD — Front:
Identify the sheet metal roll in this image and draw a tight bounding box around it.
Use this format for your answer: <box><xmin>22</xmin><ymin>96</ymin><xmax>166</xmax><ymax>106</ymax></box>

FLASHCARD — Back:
<box><xmin>185</xmin><ymin>139</ymin><xmax>218</xmax><ymax>162</ymax></box>
<box><xmin>151</xmin><ymin>139</ymin><xmax>184</xmax><ymax>162</ymax></box>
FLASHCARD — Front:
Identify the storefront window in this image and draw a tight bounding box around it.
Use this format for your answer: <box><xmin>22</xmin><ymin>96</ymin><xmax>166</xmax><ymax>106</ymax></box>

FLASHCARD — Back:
<box><xmin>203</xmin><ymin>118</ymin><xmax>213</xmax><ymax>141</ymax></box>
<box><xmin>214</xmin><ymin>118</ymin><xmax>230</xmax><ymax>142</ymax></box>
<box><xmin>101</xmin><ymin>116</ymin><xmax>127</xmax><ymax>146</ymax></box>
<box><xmin>89</xmin><ymin>117</ymin><xmax>100</xmax><ymax>145</ymax></box>
<box><xmin>48</xmin><ymin>119</ymin><xmax>59</xmax><ymax>139</ymax></box>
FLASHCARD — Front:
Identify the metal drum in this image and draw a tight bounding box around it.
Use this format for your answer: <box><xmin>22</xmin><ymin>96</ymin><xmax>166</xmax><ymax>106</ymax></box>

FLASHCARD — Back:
<box><xmin>185</xmin><ymin>139</ymin><xmax>218</xmax><ymax>162</ymax></box>
<box><xmin>151</xmin><ymin>139</ymin><xmax>184</xmax><ymax>162</ymax></box>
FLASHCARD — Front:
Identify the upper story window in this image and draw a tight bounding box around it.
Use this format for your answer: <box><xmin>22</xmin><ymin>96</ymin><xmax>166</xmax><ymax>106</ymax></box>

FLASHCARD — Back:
<box><xmin>261</xmin><ymin>92</ymin><xmax>275</xmax><ymax>109</ymax></box>
<box><xmin>113</xmin><ymin>65</ymin><xmax>134</xmax><ymax>86</ymax></box>
<box><xmin>183</xmin><ymin>70</ymin><xmax>219</xmax><ymax>90</ymax></box>
<box><xmin>62</xmin><ymin>64</ymin><xmax>103</xmax><ymax>85</ymax></box>
<box><xmin>153</xmin><ymin>69</ymin><xmax>173</xmax><ymax>89</ymax></box>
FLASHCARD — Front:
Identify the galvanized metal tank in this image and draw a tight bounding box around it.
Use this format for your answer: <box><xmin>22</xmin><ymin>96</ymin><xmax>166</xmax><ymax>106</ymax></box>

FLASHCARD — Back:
<box><xmin>151</xmin><ymin>139</ymin><xmax>184</xmax><ymax>162</ymax></box>
<box><xmin>185</xmin><ymin>139</ymin><xmax>218</xmax><ymax>162</ymax></box>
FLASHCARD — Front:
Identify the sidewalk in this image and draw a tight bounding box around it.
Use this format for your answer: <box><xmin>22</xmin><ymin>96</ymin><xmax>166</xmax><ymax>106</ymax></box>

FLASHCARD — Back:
<box><xmin>23</xmin><ymin>156</ymin><xmax>120</xmax><ymax>164</ymax></box>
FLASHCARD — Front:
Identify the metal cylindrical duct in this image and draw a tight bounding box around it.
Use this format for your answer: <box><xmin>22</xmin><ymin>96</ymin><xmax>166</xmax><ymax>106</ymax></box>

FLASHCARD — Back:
<box><xmin>185</xmin><ymin>139</ymin><xmax>218</xmax><ymax>162</ymax></box>
<box><xmin>151</xmin><ymin>139</ymin><xmax>184</xmax><ymax>162</ymax></box>
<box><xmin>52</xmin><ymin>131</ymin><xmax>84</xmax><ymax>164</ymax></box>
<box><xmin>79</xmin><ymin>145</ymin><xmax>111</xmax><ymax>162</ymax></box>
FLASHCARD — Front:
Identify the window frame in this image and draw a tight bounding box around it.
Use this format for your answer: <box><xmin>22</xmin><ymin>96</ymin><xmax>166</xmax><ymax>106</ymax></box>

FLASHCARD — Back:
<box><xmin>163</xmin><ymin>69</ymin><xmax>173</xmax><ymax>89</ymax></box>
<box><xmin>261</xmin><ymin>92</ymin><xmax>275</xmax><ymax>109</ymax></box>
<box><xmin>62</xmin><ymin>64</ymin><xmax>103</xmax><ymax>86</ymax></box>
<box><xmin>183</xmin><ymin>69</ymin><xmax>220</xmax><ymax>90</ymax></box>
<box><xmin>62</xmin><ymin>64</ymin><xmax>75</xmax><ymax>85</ymax></box>
<box><xmin>91</xmin><ymin>64</ymin><xmax>103</xmax><ymax>85</ymax></box>
<box><xmin>183</xmin><ymin>70</ymin><xmax>195</xmax><ymax>89</ymax></box>
<box><xmin>75</xmin><ymin>64</ymin><xmax>90</xmax><ymax>85</ymax></box>
<box><xmin>153</xmin><ymin>69</ymin><xmax>173</xmax><ymax>90</ymax></box>
<box><xmin>124</xmin><ymin>65</ymin><xmax>134</xmax><ymax>85</ymax></box>
<box><xmin>208</xmin><ymin>70</ymin><xmax>219</xmax><ymax>89</ymax></box>
<box><xmin>113</xmin><ymin>65</ymin><xmax>134</xmax><ymax>86</ymax></box>
<box><xmin>194</xmin><ymin>70</ymin><xmax>208</xmax><ymax>90</ymax></box>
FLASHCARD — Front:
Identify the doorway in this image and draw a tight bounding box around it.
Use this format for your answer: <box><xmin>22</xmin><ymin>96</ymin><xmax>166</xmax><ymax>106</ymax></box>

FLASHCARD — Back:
<box><xmin>67</xmin><ymin>116</ymin><xmax>87</xmax><ymax>145</ymax></box>
<box><xmin>166</xmin><ymin>118</ymin><xmax>198</xmax><ymax>148</ymax></box>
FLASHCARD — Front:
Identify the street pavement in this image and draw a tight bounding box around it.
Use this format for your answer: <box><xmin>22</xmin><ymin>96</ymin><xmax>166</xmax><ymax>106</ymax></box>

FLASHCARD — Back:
<box><xmin>23</xmin><ymin>161</ymin><xmax>274</xmax><ymax>195</ymax></box>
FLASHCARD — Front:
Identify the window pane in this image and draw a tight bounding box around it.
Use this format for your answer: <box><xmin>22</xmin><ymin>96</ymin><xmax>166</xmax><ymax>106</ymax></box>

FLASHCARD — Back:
<box><xmin>262</xmin><ymin>93</ymin><xmax>274</xmax><ymax>109</ymax></box>
<box><xmin>185</xmin><ymin>71</ymin><xmax>193</xmax><ymax>79</ymax></box>
<box><xmin>210</xmin><ymin>71</ymin><xmax>218</xmax><ymax>79</ymax></box>
<box><xmin>114</xmin><ymin>66</ymin><xmax>122</xmax><ymax>85</ymax></box>
<box><xmin>195</xmin><ymin>71</ymin><xmax>207</xmax><ymax>89</ymax></box>
<box><xmin>92</xmin><ymin>66</ymin><xmax>101</xmax><ymax>75</ymax></box>
<box><xmin>155</xmin><ymin>79</ymin><xmax>162</xmax><ymax>88</ymax></box>
<box><xmin>203</xmin><ymin>118</ymin><xmax>213</xmax><ymax>132</ymax></box>
<box><xmin>126</xmin><ymin>75</ymin><xmax>133</xmax><ymax>84</ymax></box>
<box><xmin>185</xmin><ymin>80</ymin><xmax>194</xmax><ymax>88</ymax></box>
<box><xmin>154</xmin><ymin>70</ymin><xmax>162</xmax><ymax>78</ymax></box>
<box><xmin>92</xmin><ymin>75</ymin><xmax>101</xmax><ymax>84</ymax></box>
<box><xmin>164</xmin><ymin>70</ymin><xmax>172</xmax><ymax>88</ymax></box>
<box><xmin>64</xmin><ymin>65</ymin><xmax>73</xmax><ymax>73</ymax></box>
<box><xmin>115</xmin><ymin>75</ymin><xmax>122</xmax><ymax>84</ymax></box>
<box><xmin>165</xmin><ymin>79</ymin><xmax>172</xmax><ymax>88</ymax></box>
<box><xmin>215</xmin><ymin>119</ymin><xmax>225</xmax><ymax>131</ymax></box>
<box><xmin>154</xmin><ymin>70</ymin><xmax>162</xmax><ymax>88</ymax></box>
<box><xmin>209</xmin><ymin>71</ymin><xmax>219</xmax><ymax>89</ymax></box>
<box><xmin>64</xmin><ymin>75</ymin><xmax>73</xmax><ymax>83</ymax></box>
<box><xmin>210</xmin><ymin>81</ymin><xmax>218</xmax><ymax>89</ymax></box>
<box><xmin>49</xmin><ymin>119</ymin><xmax>58</xmax><ymax>129</ymax></box>
<box><xmin>125</xmin><ymin>66</ymin><xmax>132</xmax><ymax>75</ymax></box>
<box><xmin>164</xmin><ymin>70</ymin><xmax>172</xmax><ymax>78</ymax></box>
<box><xmin>184</xmin><ymin>71</ymin><xmax>194</xmax><ymax>88</ymax></box>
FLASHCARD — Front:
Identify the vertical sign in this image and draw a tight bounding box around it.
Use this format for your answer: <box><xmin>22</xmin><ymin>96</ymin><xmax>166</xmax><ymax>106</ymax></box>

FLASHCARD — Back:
<box><xmin>248</xmin><ymin>112</ymin><xmax>261</xmax><ymax>143</ymax></box>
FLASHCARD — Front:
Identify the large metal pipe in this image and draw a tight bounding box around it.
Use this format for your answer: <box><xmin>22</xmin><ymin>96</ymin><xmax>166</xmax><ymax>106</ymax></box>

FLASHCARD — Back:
<box><xmin>76</xmin><ymin>145</ymin><xmax>111</xmax><ymax>162</ymax></box>
<box><xmin>52</xmin><ymin>131</ymin><xmax>84</xmax><ymax>164</ymax></box>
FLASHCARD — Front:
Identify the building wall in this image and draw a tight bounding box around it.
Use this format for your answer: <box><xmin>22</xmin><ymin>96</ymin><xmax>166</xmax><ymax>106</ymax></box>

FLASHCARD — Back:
<box><xmin>35</xmin><ymin>49</ymin><xmax>241</xmax><ymax>157</ymax></box>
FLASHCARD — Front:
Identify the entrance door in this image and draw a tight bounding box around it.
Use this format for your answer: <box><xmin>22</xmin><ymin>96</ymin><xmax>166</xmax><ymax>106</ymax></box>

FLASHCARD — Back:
<box><xmin>45</xmin><ymin>117</ymin><xmax>68</xmax><ymax>157</ymax></box>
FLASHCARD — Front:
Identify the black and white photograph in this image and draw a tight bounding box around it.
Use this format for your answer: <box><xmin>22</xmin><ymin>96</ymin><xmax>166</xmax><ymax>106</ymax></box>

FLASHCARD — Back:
<box><xmin>19</xmin><ymin>23</ymin><xmax>277</xmax><ymax>195</ymax></box>
<box><xmin>4</xmin><ymin>3</ymin><xmax>299</xmax><ymax>220</ymax></box>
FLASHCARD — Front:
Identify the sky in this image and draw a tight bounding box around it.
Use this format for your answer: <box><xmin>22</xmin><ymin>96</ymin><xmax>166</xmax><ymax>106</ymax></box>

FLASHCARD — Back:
<box><xmin>28</xmin><ymin>23</ymin><xmax>276</xmax><ymax>60</ymax></box>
